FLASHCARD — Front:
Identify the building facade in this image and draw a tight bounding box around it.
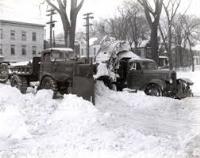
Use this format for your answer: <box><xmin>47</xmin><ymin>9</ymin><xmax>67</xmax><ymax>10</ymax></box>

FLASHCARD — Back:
<box><xmin>0</xmin><ymin>20</ymin><xmax>44</xmax><ymax>62</ymax></box>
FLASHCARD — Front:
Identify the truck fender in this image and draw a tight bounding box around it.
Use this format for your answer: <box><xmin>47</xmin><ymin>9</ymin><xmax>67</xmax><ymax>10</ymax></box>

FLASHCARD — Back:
<box><xmin>147</xmin><ymin>79</ymin><xmax>166</xmax><ymax>90</ymax></box>
<box><xmin>177</xmin><ymin>78</ymin><xmax>193</xmax><ymax>86</ymax></box>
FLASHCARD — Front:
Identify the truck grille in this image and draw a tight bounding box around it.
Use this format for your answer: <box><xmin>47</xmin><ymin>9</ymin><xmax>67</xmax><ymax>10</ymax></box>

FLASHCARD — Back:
<box><xmin>171</xmin><ymin>72</ymin><xmax>176</xmax><ymax>83</ymax></box>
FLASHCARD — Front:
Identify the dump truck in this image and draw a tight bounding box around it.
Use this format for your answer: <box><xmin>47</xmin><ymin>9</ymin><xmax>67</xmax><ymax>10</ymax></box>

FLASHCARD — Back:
<box><xmin>9</xmin><ymin>48</ymin><xmax>95</xmax><ymax>103</ymax></box>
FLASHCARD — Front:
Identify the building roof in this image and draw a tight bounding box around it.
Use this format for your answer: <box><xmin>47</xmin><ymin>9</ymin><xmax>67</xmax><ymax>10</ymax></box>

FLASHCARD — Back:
<box><xmin>0</xmin><ymin>19</ymin><xmax>45</xmax><ymax>28</ymax></box>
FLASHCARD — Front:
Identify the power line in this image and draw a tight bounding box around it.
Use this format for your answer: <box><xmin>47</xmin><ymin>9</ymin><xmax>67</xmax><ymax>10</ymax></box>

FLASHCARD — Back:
<box><xmin>83</xmin><ymin>12</ymin><xmax>94</xmax><ymax>61</ymax></box>
<box><xmin>46</xmin><ymin>8</ymin><xmax>57</xmax><ymax>48</ymax></box>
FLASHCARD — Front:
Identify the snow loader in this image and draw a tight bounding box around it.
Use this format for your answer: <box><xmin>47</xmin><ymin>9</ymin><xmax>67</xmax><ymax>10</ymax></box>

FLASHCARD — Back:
<box><xmin>94</xmin><ymin>39</ymin><xmax>193</xmax><ymax>99</ymax></box>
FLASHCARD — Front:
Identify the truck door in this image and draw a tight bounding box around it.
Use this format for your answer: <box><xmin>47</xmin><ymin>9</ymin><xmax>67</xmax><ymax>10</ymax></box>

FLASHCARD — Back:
<box><xmin>40</xmin><ymin>51</ymin><xmax>52</xmax><ymax>77</ymax></box>
<box><xmin>127</xmin><ymin>61</ymin><xmax>143</xmax><ymax>89</ymax></box>
<box><xmin>72</xmin><ymin>64</ymin><xmax>95</xmax><ymax>104</ymax></box>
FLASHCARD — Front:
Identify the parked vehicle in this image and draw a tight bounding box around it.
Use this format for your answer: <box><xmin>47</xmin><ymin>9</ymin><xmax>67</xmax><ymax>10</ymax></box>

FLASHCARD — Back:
<box><xmin>9</xmin><ymin>48</ymin><xmax>95</xmax><ymax>103</ymax></box>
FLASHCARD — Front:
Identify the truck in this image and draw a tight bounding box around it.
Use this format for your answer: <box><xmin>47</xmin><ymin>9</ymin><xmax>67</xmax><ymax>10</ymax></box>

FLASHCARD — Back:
<box><xmin>8</xmin><ymin>48</ymin><xmax>95</xmax><ymax>103</ymax></box>
<box><xmin>95</xmin><ymin>39</ymin><xmax>193</xmax><ymax>99</ymax></box>
<box><xmin>116</xmin><ymin>57</ymin><xmax>193</xmax><ymax>98</ymax></box>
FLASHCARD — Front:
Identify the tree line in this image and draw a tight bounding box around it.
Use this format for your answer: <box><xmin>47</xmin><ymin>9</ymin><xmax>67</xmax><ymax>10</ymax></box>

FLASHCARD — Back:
<box><xmin>43</xmin><ymin>0</ymin><xmax>200</xmax><ymax>70</ymax></box>
<box><xmin>93</xmin><ymin>0</ymin><xmax>200</xmax><ymax>70</ymax></box>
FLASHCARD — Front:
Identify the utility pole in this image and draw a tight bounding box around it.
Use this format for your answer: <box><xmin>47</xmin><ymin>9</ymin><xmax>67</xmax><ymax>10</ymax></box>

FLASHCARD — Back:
<box><xmin>46</xmin><ymin>8</ymin><xmax>56</xmax><ymax>48</ymax></box>
<box><xmin>83</xmin><ymin>13</ymin><xmax>94</xmax><ymax>61</ymax></box>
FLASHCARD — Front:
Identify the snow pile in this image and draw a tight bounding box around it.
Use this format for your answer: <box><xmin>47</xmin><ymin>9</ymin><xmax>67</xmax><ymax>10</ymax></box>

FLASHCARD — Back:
<box><xmin>94</xmin><ymin>63</ymin><xmax>116</xmax><ymax>80</ymax></box>
<box><xmin>95</xmin><ymin>82</ymin><xmax>200</xmax><ymax>157</ymax></box>
<box><xmin>10</xmin><ymin>61</ymin><xmax>31</xmax><ymax>66</ymax></box>
<box><xmin>0</xmin><ymin>86</ymin><xmax>30</xmax><ymax>140</ymax></box>
<box><xmin>0</xmin><ymin>69</ymin><xmax>200</xmax><ymax>157</ymax></box>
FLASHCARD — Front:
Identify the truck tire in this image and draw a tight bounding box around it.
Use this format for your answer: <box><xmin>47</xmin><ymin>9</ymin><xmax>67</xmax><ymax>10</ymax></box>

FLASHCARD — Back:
<box><xmin>10</xmin><ymin>75</ymin><xmax>28</xmax><ymax>94</ymax></box>
<box><xmin>40</xmin><ymin>76</ymin><xmax>57</xmax><ymax>92</ymax></box>
<box><xmin>144</xmin><ymin>84</ymin><xmax>163</xmax><ymax>96</ymax></box>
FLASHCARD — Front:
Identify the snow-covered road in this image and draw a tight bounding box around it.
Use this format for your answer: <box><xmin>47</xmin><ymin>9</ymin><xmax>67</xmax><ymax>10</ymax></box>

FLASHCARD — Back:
<box><xmin>95</xmin><ymin>83</ymin><xmax>200</xmax><ymax>157</ymax></box>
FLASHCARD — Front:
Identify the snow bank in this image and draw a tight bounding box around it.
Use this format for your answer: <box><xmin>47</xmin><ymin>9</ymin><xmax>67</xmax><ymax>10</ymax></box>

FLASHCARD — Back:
<box><xmin>0</xmin><ymin>86</ymin><xmax>30</xmax><ymax>140</ymax></box>
<box><xmin>94</xmin><ymin>63</ymin><xmax>116</xmax><ymax>80</ymax></box>
<box><xmin>10</xmin><ymin>61</ymin><xmax>31</xmax><ymax>66</ymax></box>
<box><xmin>0</xmin><ymin>69</ymin><xmax>200</xmax><ymax>158</ymax></box>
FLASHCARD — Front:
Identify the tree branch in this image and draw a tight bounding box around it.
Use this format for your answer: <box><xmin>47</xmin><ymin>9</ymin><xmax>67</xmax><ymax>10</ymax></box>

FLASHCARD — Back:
<box><xmin>76</xmin><ymin>0</ymin><xmax>84</xmax><ymax>14</ymax></box>
<box><xmin>46</xmin><ymin>0</ymin><xmax>61</xmax><ymax>14</ymax></box>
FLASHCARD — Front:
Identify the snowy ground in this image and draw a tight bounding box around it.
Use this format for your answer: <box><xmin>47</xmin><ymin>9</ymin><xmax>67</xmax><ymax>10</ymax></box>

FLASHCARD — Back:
<box><xmin>0</xmin><ymin>70</ymin><xmax>200</xmax><ymax>158</ymax></box>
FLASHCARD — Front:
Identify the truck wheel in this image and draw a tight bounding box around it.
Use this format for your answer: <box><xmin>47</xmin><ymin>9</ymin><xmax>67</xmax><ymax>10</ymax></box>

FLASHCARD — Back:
<box><xmin>10</xmin><ymin>75</ymin><xmax>27</xmax><ymax>94</ymax></box>
<box><xmin>40</xmin><ymin>76</ymin><xmax>57</xmax><ymax>92</ymax></box>
<box><xmin>145</xmin><ymin>84</ymin><xmax>162</xmax><ymax>96</ymax></box>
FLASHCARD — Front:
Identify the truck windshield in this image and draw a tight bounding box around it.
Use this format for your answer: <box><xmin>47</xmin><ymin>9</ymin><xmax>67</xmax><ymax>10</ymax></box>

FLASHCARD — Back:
<box><xmin>51</xmin><ymin>51</ymin><xmax>74</xmax><ymax>61</ymax></box>
<box><xmin>141</xmin><ymin>61</ymin><xmax>157</xmax><ymax>70</ymax></box>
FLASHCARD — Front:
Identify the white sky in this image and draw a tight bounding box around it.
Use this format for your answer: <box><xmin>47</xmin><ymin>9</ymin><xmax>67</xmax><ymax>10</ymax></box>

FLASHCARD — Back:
<box><xmin>0</xmin><ymin>0</ymin><xmax>200</xmax><ymax>38</ymax></box>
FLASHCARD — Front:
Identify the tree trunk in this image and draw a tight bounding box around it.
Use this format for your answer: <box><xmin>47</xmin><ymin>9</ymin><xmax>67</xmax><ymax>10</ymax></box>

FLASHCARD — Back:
<box><xmin>188</xmin><ymin>38</ymin><xmax>195</xmax><ymax>72</ymax></box>
<box><xmin>150</xmin><ymin>24</ymin><xmax>159</xmax><ymax>64</ymax></box>
<box><xmin>63</xmin><ymin>29</ymin><xmax>69</xmax><ymax>47</ymax></box>
<box><xmin>69</xmin><ymin>15</ymin><xmax>77</xmax><ymax>50</ymax></box>
<box><xmin>168</xmin><ymin>25</ymin><xmax>173</xmax><ymax>70</ymax></box>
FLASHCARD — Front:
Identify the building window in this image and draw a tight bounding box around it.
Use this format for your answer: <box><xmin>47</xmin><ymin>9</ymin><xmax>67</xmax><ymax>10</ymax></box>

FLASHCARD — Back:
<box><xmin>10</xmin><ymin>30</ymin><xmax>15</xmax><ymax>40</ymax></box>
<box><xmin>32</xmin><ymin>32</ymin><xmax>36</xmax><ymax>41</ymax></box>
<box><xmin>0</xmin><ymin>44</ymin><xmax>2</xmax><ymax>55</ymax></box>
<box><xmin>22</xmin><ymin>45</ymin><xmax>27</xmax><ymax>55</ymax></box>
<box><xmin>32</xmin><ymin>46</ymin><xmax>37</xmax><ymax>55</ymax></box>
<box><xmin>22</xmin><ymin>31</ymin><xmax>27</xmax><ymax>41</ymax></box>
<box><xmin>11</xmin><ymin>45</ymin><xmax>15</xmax><ymax>55</ymax></box>
<box><xmin>0</xmin><ymin>29</ymin><xmax>3</xmax><ymax>39</ymax></box>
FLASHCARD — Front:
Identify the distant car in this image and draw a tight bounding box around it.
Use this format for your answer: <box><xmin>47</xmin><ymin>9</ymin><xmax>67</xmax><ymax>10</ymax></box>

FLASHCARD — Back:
<box><xmin>116</xmin><ymin>58</ymin><xmax>193</xmax><ymax>99</ymax></box>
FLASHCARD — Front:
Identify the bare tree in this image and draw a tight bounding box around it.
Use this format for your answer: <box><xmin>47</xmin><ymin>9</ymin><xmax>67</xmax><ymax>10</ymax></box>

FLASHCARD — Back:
<box><xmin>93</xmin><ymin>1</ymin><xmax>149</xmax><ymax>49</ymax></box>
<box><xmin>138</xmin><ymin>0</ymin><xmax>163</xmax><ymax>63</ymax></box>
<box><xmin>181</xmin><ymin>15</ymin><xmax>200</xmax><ymax>71</ymax></box>
<box><xmin>46</xmin><ymin>0</ymin><xmax>84</xmax><ymax>49</ymax></box>
<box><xmin>161</xmin><ymin>0</ymin><xmax>181</xmax><ymax>70</ymax></box>
<box><xmin>123</xmin><ymin>0</ymin><xmax>149</xmax><ymax>48</ymax></box>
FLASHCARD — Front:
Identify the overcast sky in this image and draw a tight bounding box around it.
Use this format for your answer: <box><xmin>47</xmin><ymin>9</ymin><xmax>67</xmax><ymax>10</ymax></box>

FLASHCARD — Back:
<box><xmin>0</xmin><ymin>0</ymin><xmax>200</xmax><ymax>38</ymax></box>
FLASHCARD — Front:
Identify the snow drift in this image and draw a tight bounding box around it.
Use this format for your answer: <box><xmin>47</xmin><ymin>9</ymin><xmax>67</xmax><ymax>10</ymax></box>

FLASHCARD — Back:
<box><xmin>0</xmin><ymin>70</ymin><xmax>199</xmax><ymax>157</ymax></box>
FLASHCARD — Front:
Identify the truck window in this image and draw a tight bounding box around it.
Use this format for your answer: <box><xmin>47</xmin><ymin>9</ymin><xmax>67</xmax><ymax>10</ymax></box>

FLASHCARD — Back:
<box><xmin>50</xmin><ymin>50</ymin><xmax>74</xmax><ymax>61</ymax></box>
<box><xmin>141</xmin><ymin>61</ymin><xmax>157</xmax><ymax>70</ymax></box>
<box><xmin>129</xmin><ymin>62</ymin><xmax>141</xmax><ymax>70</ymax></box>
<box><xmin>43</xmin><ymin>53</ymin><xmax>51</xmax><ymax>62</ymax></box>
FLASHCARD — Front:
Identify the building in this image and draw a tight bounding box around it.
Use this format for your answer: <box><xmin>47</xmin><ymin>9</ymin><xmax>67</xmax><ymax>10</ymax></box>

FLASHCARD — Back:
<box><xmin>79</xmin><ymin>38</ymin><xmax>100</xmax><ymax>58</ymax></box>
<box><xmin>0</xmin><ymin>20</ymin><xmax>44</xmax><ymax>62</ymax></box>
